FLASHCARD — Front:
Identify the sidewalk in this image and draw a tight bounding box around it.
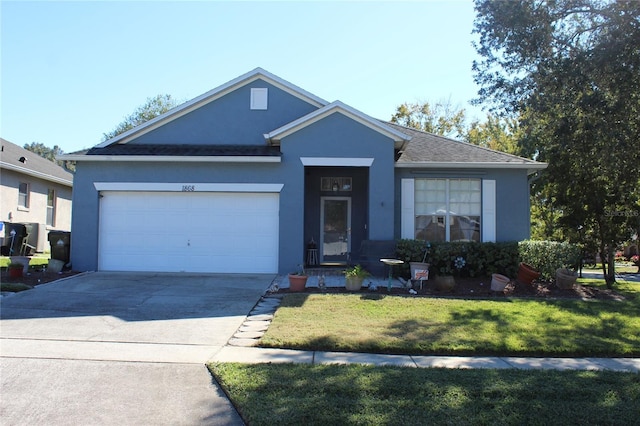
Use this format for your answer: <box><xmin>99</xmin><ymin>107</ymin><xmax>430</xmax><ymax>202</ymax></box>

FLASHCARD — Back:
<box><xmin>211</xmin><ymin>346</ymin><xmax>640</xmax><ymax>372</ymax></box>
<box><xmin>217</xmin><ymin>274</ymin><xmax>640</xmax><ymax>373</ymax></box>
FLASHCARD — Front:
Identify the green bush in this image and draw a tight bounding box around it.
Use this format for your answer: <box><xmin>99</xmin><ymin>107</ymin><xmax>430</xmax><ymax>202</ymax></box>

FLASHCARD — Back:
<box><xmin>518</xmin><ymin>240</ymin><xmax>582</xmax><ymax>279</ymax></box>
<box><xmin>396</xmin><ymin>239</ymin><xmax>581</xmax><ymax>280</ymax></box>
<box><xmin>395</xmin><ymin>240</ymin><xmax>519</xmax><ymax>278</ymax></box>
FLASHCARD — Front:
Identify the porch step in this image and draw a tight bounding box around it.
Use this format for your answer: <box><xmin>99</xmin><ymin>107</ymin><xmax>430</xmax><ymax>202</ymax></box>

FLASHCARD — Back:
<box><xmin>305</xmin><ymin>267</ymin><xmax>346</xmax><ymax>276</ymax></box>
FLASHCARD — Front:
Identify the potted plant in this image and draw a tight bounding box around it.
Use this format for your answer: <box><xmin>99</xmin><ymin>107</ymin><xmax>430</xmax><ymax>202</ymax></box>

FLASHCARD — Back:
<box><xmin>288</xmin><ymin>265</ymin><xmax>308</xmax><ymax>292</ymax></box>
<box><xmin>8</xmin><ymin>262</ymin><xmax>24</xmax><ymax>278</ymax></box>
<box><xmin>435</xmin><ymin>255</ymin><xmax>465</xmax><ymax>292</ymax></box>
<box><xmin>343</xmin><ymin>264</ymin><xmax>370</xmax><ymax>291</ymax></box>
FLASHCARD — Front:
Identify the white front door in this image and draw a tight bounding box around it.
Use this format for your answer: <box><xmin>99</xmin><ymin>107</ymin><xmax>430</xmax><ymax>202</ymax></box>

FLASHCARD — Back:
<box><xmin>320</xmin><ymin>196</ymin><xmax>351</xmax><ymax>264</ymax></box>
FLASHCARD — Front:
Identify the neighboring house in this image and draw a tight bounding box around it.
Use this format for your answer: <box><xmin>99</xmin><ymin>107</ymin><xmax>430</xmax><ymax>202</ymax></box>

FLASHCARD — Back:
<box><xmin>62</xmin><ymin>68</ymin><xmax>546</xmax><ymax>274</ymax></box>
<box><xmin>0</xmin><ymin>138</ymin><xmax>73</xmax><ymax>253</ymax></box>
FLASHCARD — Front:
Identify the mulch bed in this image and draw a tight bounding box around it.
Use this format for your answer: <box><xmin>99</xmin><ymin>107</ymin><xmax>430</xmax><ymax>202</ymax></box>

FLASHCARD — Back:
<box><xmin>279</xmin><ymin>276</ymin><xmax>628</xmax><ymax>301</ymax></box>
<box><xmin>1</xmin><ymin>268</ymin><xmax>82</xmax><ymax>290</ymax></box>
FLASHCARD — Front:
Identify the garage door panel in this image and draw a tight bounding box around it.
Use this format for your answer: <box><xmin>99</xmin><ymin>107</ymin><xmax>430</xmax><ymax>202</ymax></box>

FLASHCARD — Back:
<box><xmin>99</xmin><ymin>191</ymin><xmax>279</xmax><ymax>273</ymax></box>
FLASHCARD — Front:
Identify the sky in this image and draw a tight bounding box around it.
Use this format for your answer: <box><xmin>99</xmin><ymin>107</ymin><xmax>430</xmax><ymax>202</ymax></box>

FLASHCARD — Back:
<box><xmin>1</xmin><ymin>0</ymin><xmax>484</xmax><ymax>154</ymax></box>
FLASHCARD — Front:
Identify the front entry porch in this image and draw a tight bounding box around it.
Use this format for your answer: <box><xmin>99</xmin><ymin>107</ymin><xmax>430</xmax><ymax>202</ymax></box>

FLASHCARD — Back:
<box><xmin>304</xmin><ymin>166</ymin><xmax>369</xmax><ymax>266</ymax></box>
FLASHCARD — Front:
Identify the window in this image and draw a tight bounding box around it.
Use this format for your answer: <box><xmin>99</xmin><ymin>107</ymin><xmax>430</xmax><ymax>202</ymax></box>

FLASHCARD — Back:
<box><xmin>18</xmin><ymin>182</ymin><xmax>29</xmax><ymax>208</ymax></box>
<box><xmin>321</xmin><ymin>177</ymin><xmax>352</xmax><ymax>192</ymax></box>
<box><xmin>47</xmin><ymin>189</ymin><xmax>56</xmax><ymax>226</ymax></box>
<box><xmin>250</xmin><ymin>88</ymin><xmax>268</xmax><ymax>110</ymax></box>
<box><xmin>414</xmin><ymin>178</ymin><xmax>481</xmax><ymax>242</ymax></box>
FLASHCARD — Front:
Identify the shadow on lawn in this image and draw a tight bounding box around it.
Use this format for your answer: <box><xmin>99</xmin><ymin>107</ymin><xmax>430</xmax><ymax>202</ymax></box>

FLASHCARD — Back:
<box><xmin>210</xmin><ymin>362</ymin><xmax>640</xmax><ymax>425</ymax></box>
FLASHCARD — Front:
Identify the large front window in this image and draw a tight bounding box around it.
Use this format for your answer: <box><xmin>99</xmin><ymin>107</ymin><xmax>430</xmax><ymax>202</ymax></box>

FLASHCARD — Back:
<box><xmin>414</xmin><ymin>178</ymin><xmax>481</xmax><ymax>242</ymax></box>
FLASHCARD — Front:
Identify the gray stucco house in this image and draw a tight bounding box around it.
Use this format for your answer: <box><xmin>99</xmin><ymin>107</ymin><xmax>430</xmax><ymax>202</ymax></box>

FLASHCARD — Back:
<box><xmin>1</xmin><ymin>138</ymin><xmax>73</xmax><ymax>254</ymax></box>
<box><xmin>63</xmin><ymin>68</ymin><xmax>546</xmax><ymax>274</ymax></box>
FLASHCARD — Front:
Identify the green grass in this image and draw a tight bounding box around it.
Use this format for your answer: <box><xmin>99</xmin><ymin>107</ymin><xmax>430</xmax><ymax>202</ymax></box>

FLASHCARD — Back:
<box><xmin>0</xmin><ymin>255</ymin><xmax>51</xmax><ymax>268</ymax></box>
<box><xmin>260</xmin><ymin>279</ymin><xmax>640</xmax><ymax>357</ymax></box>
<box><xmin>210</xmin><ymin>363</ymin><xmax>640</xmax><ymax>426</ymax></box>
<box><xmin>0</xmin><ymin>282</ymin><xmax>33</xmax><ymax>292</ymax></box>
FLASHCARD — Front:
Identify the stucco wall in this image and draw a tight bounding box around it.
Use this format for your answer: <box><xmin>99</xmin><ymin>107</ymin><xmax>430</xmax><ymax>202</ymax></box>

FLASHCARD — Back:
<box><xmin>71</xmin><ymin>113</ymin><xmax>398</xmax><ymax>273</ymax></box>
<box><xmin>1</xmin><ymin>169</ymin><xmax>72</xmax><ymax>251</ymax></box>
<box><xmin>129</xmin><ymin>79</ymin><xmax>319</xmax><ymax>146</ymax></box>
<box><xmin>394</xmin><ymin>168</ymin><xmax>532</xmax><ymax>242</ymax></box>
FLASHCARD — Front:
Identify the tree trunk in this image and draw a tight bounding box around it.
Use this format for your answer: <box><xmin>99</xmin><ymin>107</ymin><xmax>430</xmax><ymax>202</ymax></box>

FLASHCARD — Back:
<box><xmin>601</xmin><ymin>245</ymin><xmax>616</xmax><ymax>289</ymax></box>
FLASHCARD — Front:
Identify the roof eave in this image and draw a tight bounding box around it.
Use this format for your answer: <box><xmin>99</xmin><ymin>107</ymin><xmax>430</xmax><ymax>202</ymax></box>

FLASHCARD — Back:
<box><xmin>265</xmin><ymin>101</ymin><xmax>411</xmax><ymax>150</ymax></box>
<box><xmin>0</xmin><ymin>161</ymin><xmax>73</xmax><ymax>186</ymax></box>
<box><xmin>395</xmin><ymin>161</ymin><xmax>548</xmax><ymax>174</ymax></box>
<box><xmin>57</xmin><ymin>154</ymin><xmax>281</xmax><ymax>163</ymax></box>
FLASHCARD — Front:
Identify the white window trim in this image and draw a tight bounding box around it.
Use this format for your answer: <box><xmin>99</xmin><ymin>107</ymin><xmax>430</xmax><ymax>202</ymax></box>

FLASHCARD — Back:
<box><xmin>93</xmin><ymin>182</ymin><xmax>284</xmax><ymax>193</ymax></box>
<box><xmin>401</xmin><ymin>179</ymin><xmax>415</xmax><ymax>239</ymax></box>
<box><xmin>402</xmin><ymin>178</ymin><xmax>491</xmax><ymax>242</ymax></box>
<box><xmin>250</xmin><ymin>88</ymin><xmax>268</xmax><ymax>110</ymax></box>
<box><xmin>481</xmin><ymin>180</ymin><xmax>496</xmax><ymax>242</ymax></box>
<box><xmin>300</xmin><ymin>157</ymin><xmax>374</xmax><ymax>167</ymax></box>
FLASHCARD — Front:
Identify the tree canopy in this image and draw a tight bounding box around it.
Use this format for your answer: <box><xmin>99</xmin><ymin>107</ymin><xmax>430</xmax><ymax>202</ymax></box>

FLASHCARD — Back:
<box><xmin>390</xmin><ymin>100</ymin><xmax>467</xmax><ymax>140</ymax></box>
<box><xmin>102</xmin><ymin>94</ymin><xmax>178</xmax><ymax>141</ymax></box>
<box><xmin>473</xmin><ymin>0</ymin><xmax>640</xmax><ymax>285</ymax></box>
<box><xmin>23</xmin><ymin>142</ymin><xmax>75</xmax><ymax>172</ymax></box>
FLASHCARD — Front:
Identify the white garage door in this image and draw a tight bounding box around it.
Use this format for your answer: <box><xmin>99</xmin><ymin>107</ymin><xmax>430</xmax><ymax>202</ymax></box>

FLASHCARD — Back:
<box><xmin>98</xmin><ymin>191</ymin><xmax>279</xmax><ymax>273</ymax></box>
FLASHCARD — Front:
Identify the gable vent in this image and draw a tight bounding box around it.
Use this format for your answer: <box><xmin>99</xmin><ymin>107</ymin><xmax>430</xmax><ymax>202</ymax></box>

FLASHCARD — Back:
<box><xmin>250</xmin><ymin>88</ymin><xmax>268</xmax><ymax>110</ymax></box>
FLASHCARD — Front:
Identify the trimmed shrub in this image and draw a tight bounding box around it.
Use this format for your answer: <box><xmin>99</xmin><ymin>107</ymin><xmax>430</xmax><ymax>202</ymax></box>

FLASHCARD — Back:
<box><xmin>395</xmin><ymin>240</ymin><xmax>519</xmax><ymax>278</ymax></box>
<box><xmin>518</xmin><ymin>240</ymin><xmax>582</xmax><ymax>279</ymax></box>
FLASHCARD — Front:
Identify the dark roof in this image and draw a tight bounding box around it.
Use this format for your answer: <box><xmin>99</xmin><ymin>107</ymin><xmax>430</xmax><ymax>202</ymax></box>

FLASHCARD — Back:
<box><xmin>0</xmin><ymin>138</ymin><xmax>73</xmax><ymax>185</ymax></box>
<box><xmin>385</xmin><ymin>122</ymin><xmax>542</xmax><ymax>165</ymax></box>
<box><xmin>86</xmin><ymin>144</ymin><xmax>281</xmax><ymax>157</ymax></box>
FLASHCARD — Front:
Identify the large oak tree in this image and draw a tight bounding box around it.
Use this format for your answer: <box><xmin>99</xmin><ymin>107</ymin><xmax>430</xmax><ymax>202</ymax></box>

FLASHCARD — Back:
<box><xmin>473</xmin><ymin>0</ymin><xmax>640</xmax><ymax>286</ymax></box>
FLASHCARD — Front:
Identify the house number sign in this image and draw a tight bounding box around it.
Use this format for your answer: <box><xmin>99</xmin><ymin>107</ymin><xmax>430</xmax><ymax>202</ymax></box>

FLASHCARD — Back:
<box><xmin>182</xmin><ymin>185</ymin><xmax>196</xmax><ymax>192</ymax></box>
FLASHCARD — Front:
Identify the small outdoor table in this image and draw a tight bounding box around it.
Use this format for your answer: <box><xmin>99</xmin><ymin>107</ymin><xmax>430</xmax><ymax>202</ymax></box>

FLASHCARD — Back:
<box><xmin>380</xmin><ymin>258</ymin><xmax>404</xmax><ymax>292</ymax></box>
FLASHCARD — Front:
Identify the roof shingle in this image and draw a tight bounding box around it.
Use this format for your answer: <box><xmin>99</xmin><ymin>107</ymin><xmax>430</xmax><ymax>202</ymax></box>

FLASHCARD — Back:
<box><xmin>0</xmin><ymin>138</ymin><xmax>73</xmax><ymax>185</ymax></box>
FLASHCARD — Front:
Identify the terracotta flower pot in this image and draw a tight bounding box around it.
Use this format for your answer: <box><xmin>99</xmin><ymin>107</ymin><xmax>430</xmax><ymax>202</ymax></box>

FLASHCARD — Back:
<box><xmin>491</xmin><ymin>273</ymin><xmax>510</xmax><ymax>292</ymax></box>
<box><xmin>8</xmin><ymin>266</ymin><xmax>23</xmax><ymax>278</ymax></box>
<box><xmin>288</xmin><ymin>274</ymin><xmax>308</xmax><ymax>292</ymax></box>
<box><xmin>435</xmin><ymin>275</ymin><xmax>456</xmax><ymax>292</ymax></box>
<box><xmin>517</xmin><ymin>262</ymin><xmax>540</xmax><ymax>285</ymax></box>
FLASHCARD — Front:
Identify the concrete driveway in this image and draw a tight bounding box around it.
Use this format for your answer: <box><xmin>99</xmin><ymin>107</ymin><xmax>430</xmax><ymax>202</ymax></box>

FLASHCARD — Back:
<box><xmin>1</xmin><ymin>272</ymin><xmax>275</xmax><ymax>425</ymax></box>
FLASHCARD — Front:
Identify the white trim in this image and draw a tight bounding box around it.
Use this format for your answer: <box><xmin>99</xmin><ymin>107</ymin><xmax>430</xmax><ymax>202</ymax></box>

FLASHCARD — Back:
<box><xmin>94</xmin><ymin>182</ymin><xmax>284</xmax><ymax>193</ymax></box>
<box><xmin>482</xmin><ymin>180</ymin><xmax>496</xmax><ymax>242</ymax></box>
<box><xmin>396</xmin><ymin>161</ymin><xmax>547</xmax><ymax>174</ymax></box>
<box><xmin>250</xmin><ymin>88</ymin><xmax>268</xmax><ymax>110</ymax></box>
<box><xmin>400</xmin><ymin>178</ymin><xmax>415</xmax><ymax>239</ymax></box>
<box><xmin>59</xmin><ymin>155</ymin><xmax>281</xmax><ymax>163</ymax></box>
<box><xmin>265</xmin><ymin>101</ymin><xmax>411</xmax><ymax>149</ymax></box>
<box><xmin>0</xmin><ymin>161</ymin><xmax>73</xmax><ymax>187</ymax></box>
<box><xmin>95</xmin><ymin>68</ymin><xmax>327</xmax><ymax>148</ymax></box>
<box><xmin>300</xmin><ymin>157</ymin><xmax>374</xmax><ymax>167</ymax></box>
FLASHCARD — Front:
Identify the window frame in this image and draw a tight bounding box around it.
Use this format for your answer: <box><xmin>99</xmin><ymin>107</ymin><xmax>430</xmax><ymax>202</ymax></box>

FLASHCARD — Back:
<box><xmin>414</xmin><ymin>178</ymin><xmax>481</xmax><ymax>242</ymax></box>
<box><xmin>46</xmin><ymin>188</ymin><xmax>56</xmax><ymax>226</ymax></box>
<box><xmin>18</xmin><ymin>182</ymin><xmax>30</xmax><ymax>209</ymax></box>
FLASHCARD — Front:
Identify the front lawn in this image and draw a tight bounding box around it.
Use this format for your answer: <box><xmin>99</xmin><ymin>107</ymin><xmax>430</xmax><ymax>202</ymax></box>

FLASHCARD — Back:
<box><xmin>260</xmin><ymin>279</ymin><xmax>640</xmax><ymax>357</ymax></box>
<box><xmin>210</xmin><ymin>363</ymin><xmax>640</xmax><ymax>426</ymax></box>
